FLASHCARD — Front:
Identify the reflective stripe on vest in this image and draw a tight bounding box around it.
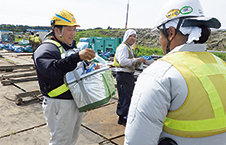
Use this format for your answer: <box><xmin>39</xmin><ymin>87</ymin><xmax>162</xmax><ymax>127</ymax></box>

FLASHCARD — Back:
<box><xmin>43</xmin><ymin>39</ymin><xmax>64</xmax><ymax>54</ymax></box>
<box><xmin>113</xmin><ymin>42</ymin><xmax>133</xmax><ymax>67</ymax></box>
<box><xmin>43</xmin><ymin>39</ymin><xmax>69</xmax><ymax>97</ymax></box>
<box><xmin>161</xmin><ymin>51</ymin><xmax>226</xmax><ymax>137</ymax></box>
<box><xmin>48</xmin><ymin>83</ymin><xmax>69</xmax><ymax>97</ymax></box>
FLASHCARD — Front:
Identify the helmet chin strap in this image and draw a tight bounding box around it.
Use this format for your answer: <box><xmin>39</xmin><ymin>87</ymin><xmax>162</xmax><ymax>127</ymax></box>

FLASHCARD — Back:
<box><xmin>162</xmin><ymin>24</ymin><xmax>171</xmax><ymax>54</ymax></box>
<box><xmin>162</xmin><ymin>18</ymin><xmax>183</xmax><ymax>54</ymax></box>
<box><xmin>59</xmin><ymin>27</ymin><xmax>73</xmax><ymax>47</ymax></box>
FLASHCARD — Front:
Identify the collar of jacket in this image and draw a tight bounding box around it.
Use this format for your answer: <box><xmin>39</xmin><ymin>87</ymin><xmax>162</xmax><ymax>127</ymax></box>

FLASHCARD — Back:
<box><xmin>168</xmin><ymin>43</ymin><xmax>206</xmax><ymax>55</ymax></box>
<box><xmin>52</xmin><ymin>35</ymin><xmax>73</xmax><ymax>51</ymax></box>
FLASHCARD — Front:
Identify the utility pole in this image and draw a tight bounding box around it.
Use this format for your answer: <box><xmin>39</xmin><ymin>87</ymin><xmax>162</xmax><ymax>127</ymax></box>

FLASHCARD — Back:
<box><xmin>125</xmin><ymin>0</ymin><xmax>129</xmax><ymax>29</ymax></box>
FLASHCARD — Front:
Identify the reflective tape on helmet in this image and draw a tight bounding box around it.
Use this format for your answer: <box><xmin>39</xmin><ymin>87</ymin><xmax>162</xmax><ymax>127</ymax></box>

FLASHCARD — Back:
<box><xmin>51</xmin><ymin>9</ymin><xmax>80</xmax><ymax>27</ymax></box>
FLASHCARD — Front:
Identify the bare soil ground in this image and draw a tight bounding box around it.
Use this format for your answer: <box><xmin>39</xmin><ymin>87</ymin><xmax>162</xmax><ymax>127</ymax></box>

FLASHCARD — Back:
<box><xmin>0</xmin><ymin>50</ymin><xmax>125</xmax><ymax>145</ymax></box>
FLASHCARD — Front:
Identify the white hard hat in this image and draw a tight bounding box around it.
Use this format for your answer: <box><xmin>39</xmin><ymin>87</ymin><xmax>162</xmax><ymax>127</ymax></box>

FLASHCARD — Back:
<box><xmin>152</xmin><ymin>0</ymin><xmax>221</xmax><ymax>54</ymax></box>
<box><xmin>156</xmin><ymin>0</ymin><xmax>204</xmax><ymax>28</ymax></box>
<box><xmin>154</xmin><ymin>0</ymin><xmax>221</xmax><ymax>29</ymax></box>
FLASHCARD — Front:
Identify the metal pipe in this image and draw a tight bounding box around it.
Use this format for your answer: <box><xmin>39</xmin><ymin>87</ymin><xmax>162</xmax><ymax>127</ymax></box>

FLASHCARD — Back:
<box><xmin>125</xmin><ymin>0</ymin><xmax>129</xmax><ymax>29</ymax></box>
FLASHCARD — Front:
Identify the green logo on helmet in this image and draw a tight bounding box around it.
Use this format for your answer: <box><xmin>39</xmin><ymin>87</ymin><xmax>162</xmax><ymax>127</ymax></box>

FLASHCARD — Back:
<box><xmin>180</xmin><ymin>6</ymin><xmax>193</xmax><ymax>15</ymax></box>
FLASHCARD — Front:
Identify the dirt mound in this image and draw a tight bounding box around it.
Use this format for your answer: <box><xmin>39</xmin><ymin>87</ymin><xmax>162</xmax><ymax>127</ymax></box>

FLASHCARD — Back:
<box><xmin>98</xmin><ymin>29</ymin><xmax>226</xmax><ymax>51</ymax></box>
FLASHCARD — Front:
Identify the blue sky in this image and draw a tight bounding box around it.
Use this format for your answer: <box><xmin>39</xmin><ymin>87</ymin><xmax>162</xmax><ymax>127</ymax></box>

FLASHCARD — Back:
<box><xmin>0</xmin><ymin>0</ymin><xmax>225</xmax><ymax>29</ymax></box>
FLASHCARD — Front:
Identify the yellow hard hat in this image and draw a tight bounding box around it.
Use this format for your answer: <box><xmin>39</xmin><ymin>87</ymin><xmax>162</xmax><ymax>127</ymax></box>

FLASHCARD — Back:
<box><xmin>51</xmin><ymin>9</ymin><xmax>80</xmax><ymax>27</ymax></box>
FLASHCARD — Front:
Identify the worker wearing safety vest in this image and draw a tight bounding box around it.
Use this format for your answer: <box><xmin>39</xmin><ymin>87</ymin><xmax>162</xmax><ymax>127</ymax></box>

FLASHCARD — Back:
<box><xmin>29</xmin><ymin>32</ymin><xmax>34</xmax><ymax>51</ymax></box>
<box><xmin>33</xmin><ymin>9</ymin><xmax>95</xmax><ymax>145</ymax></box>
<box><xmin>33</xmin><ymin>33</ymin><xmax>42</xmax><ymax>51</ymax></box>
<box><xmin>124</xmin><ymin>0</ymin><xmax>226</xmax><ymax>145</ymax></box>
<box><xmin>113</xmin><ymin>29</ymin><xmax>146</xmax><ymax>126</ymax></box>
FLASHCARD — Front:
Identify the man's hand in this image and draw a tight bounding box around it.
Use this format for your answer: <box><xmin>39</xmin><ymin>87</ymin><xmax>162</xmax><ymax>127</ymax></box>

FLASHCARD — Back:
<box><xmin>79</xmin><ymin>49</ymin><xmax>95</xmax><ymax>60</ymax></box>
<box><xmin>94</xmin><ymin>63</ymin><xmax>100</xmax><ymax>69</ymax></box>
<box><xmin>137</xmin><ymin>57</ymin><xmax>146</xmax><ymax>64</ymax></box>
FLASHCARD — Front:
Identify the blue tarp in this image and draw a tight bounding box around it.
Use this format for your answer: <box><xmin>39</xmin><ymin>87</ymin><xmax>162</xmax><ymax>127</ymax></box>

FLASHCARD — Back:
<box><xmin>23</xmin><ymin>46</ymin><xmax>33</xmax><ymax>52</ymax></box>
<box><xmin>77</xmin><ymin>38</ymin><xmax>90</xmax><ymax>51</ymax></box>
<box><xmin>14</xmin><ymin>46</ymin><xmax>24</xmax><ymax>53</ymax></box>
<box><xmin>94</xmin><ymin>52</ymin><xmax>111</xmax><ymax>61</ymax></box>
<box><xmin>0</xmin><ymin>44</ymin><xmax>5</xmax><ymax>49</ymax></box>
<box><xmin>77</xmin><ymin>42</ymin><xmax>89</xmax><ymax>51</ymax></box>
<box><xmin>0</xmin><ymin>43</ymin><xmax>14</xmax><ymax>49</ymax></box>
<box><xmin>18</xmin><ymin>39</ymin><xmax>30</xmax><ymax>46</ymax></box>
<box><xmin>0</xmin><ymin>43</ymin><xmax>33</xmax><ymax>53</ymax></box>
<box><xmin>140</xmin><ymin>55</ymin><xmax>152</xmax><ymax>60</ymax></box>
<box><xmin>79</xmin><ymin>38</ymin><xmax>90</xmax><ymax>42</ymax></box>
<box><xmin>100</xmin><ymin>52</ymin><xmax>111</xmax><ymax>58</ymax></box>
<box><xmin>4</xmin><ymin>44</ymin><xmax>14</xmax><ymax>50</ymax></box>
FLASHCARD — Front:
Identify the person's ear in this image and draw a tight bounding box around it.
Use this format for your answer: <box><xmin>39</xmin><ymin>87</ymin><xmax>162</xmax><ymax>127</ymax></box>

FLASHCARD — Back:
<box><xmin>168</xmin><ymin>26</ymin><xmax>176</xmax><ymax>41</ymax></box>
<box><xmin>54</xmin><ymin>27</ymin><xmax>61</xmax><ymax>36</ymax></box>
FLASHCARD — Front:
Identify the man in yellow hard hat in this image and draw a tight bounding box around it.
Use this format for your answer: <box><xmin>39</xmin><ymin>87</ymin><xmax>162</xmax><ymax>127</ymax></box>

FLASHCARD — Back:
<box><xmin>33</xmin><ymin>9</ymin><xmax>95</xmax><ymax>145</ymax></box>
<box><xmin>124</xmin><ymin>0</ymin><xmax>226</xmax><ymax>145</ymax></box>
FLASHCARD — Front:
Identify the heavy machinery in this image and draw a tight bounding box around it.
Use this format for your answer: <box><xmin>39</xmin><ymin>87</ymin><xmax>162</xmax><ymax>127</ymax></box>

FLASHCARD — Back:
<box><xmin>77</xmin><ymin>37</ymin><xmax>123</xmax><ymax>56</ymax></box>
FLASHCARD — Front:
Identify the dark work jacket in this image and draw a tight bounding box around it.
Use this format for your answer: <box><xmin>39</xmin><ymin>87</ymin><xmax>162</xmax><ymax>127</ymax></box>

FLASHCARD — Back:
<box><xmin>33</xmin><ymin>36</ymin><xmax>80</xmax><ymax>99</ymax></box>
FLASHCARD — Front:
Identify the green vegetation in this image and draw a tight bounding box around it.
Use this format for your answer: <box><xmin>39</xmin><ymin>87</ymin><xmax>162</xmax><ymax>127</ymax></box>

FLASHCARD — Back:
<box><xmin>1</xmin><ymin>26</ymin><xmax>225</xmax><ymax>61</ymax></box>
<box><xmin>75</xmin><ymin>29</ymin><xmax>164</xmax><ymax>57</ymax></box>
<box><xmin>212</xmin><ymin>52</ymin><xmax>226</xmax><ymax>61</ymax></box>
<box><xmin>0</xmin><ymin>57</ymin><xmax>16</xmax><ymax>64</ymax></box>
<box><xmin>75</xmin><ymin>30</ymin><xmax>108</xmax><ymax>43</ymax></box>
<box><xmin>133</xmin><ymin>47</ymin><xmax>226</xmax><ymax>61</ymax></box>
<box><xmin>74</xmin><ymin>29</ymin><xmax>124</xmax><ymax>43</ymax></box>
<box><xmin>75</xmin><ymin>29</ymin><xmax>226</xmax><ymax>61</ymax></box>
<box><xmin>0</xmin><ymin>24</ymin><xmax>51</xmax><ymax>33</ymax></box>
<box><xmin>135</xmin><ymin>45</ymin><xmax>163</xmax><ymax>57</ymax></box>
<box><xmin>14</xmin><ymin>35</ymin><xmax>29</xmax><ymax>42</ymax></box>
<box><xmin>14</xmin><ymin>37</ymin><xmax>21</xmax><ymax>42</ymax></box>
<box><xmin>9</xmin><ymin>132</ymin><xmax>16</xmax><ymax>136</ymax></box>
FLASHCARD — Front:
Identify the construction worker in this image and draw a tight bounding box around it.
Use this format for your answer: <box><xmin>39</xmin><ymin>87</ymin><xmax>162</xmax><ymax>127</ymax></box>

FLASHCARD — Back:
<box><xmin>124</xmin><ymin>0</ymin><xmax>226</xmax><ymax>145</ymax></box>
<box><xmin>33</xmin><ymin>9</ymin><xmax>95</xmax><ymax>145</ymax></box>
<box><xmin>113</xmin><ymin>29</ymin><xmax>146</xmax><ymax>126</ymax></box>
<box><xmin>33</xmin><ymin>32</ymin><xmax>42</xmax><ymax>51</ymax></box>
<box><xmin>29</xmin><ymin>32</ymin><xmax>34</xmax><ymax>50</ymax></box>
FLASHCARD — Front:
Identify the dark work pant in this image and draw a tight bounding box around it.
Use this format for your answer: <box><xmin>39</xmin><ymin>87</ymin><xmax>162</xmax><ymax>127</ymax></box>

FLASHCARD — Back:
<box><xmin>158</xmin><ymin>138</ymin><xmax>177</xmax><ymax>145</ymax></box>
<box><xmin>116</xmin><ymin>72</ymin><xmax>135</xmax><ymax>119</ymax></box>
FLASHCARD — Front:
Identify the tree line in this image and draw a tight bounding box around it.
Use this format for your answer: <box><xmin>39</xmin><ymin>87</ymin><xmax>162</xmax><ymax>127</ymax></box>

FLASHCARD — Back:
<box><xmin>0</xmin><ymin>24</ymin><xmax>51</xmax><ymax>33</ymax></box>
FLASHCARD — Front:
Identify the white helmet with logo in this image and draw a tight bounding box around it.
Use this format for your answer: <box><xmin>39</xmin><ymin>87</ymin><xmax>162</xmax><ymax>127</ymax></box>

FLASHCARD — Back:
<box><xmin>155</xmin><ymin>0</ymin><xmax>220</xmax><ymax>29</ymax></box>
<box><xmin>153</xmin><ymin>0</ymin><xmax>221</xmax><ymax>54</ymax></box>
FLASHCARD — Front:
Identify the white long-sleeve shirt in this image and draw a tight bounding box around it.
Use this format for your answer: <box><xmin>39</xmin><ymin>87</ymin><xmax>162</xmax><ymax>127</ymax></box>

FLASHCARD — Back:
<box><xmin>115</xmin><ymin>43</ymin><xmax>138</xmax><ymax>73</ymax></box>
<box><xmin>124</xmin><ymin>44</ymin><xmax>226</xmax><ymax>145</ymax></box>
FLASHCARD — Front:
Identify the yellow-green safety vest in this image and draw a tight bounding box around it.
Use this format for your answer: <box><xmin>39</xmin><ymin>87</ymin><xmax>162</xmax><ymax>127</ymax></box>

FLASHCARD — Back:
<box><xmin>160</xmin><ymin>51</ymin><xmax>226</xmax><ymax>137</ymax></box>
<box><xmin>29</xmin><ymin>35</ymin><xmax>34</xmax><ymax>41</ymax></box>
<box><xmin>113</xmin><ymin>42</ymin><xmax>133</xmax><ymax>67</ymax></box>
<box><xmin>34</xmin><ymin>36</ymin><xmax>41</xmax><ymax>43</ymax></box>
<box><xmin>43</xmin><ymin>39</ymin><xmax>69</xmax><ymax>97</ymax></box>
